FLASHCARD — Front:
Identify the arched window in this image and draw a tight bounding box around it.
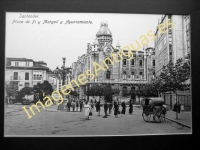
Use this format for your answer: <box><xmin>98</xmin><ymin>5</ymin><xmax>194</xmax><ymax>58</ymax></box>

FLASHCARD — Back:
<box><xmin>131</xmin><ymin>59</ymin><xmax>134</xmax><ymax>66</ymax></box>
<box><xmin>105</xmin><ymin>58</ymin><xmax>112</xmax><ymax>64</ymax></box>
<box><xmin>153</xmin><ymin>60</ymin><xmax>155</xmax><ymax>66</ymax></box>
<box><xmin>140</xmin><ymin>72</ymin><xmax>143</xmax><ymax>80</ymax></box>
<box><xmin>131</xmin><ymin>71</ymin><xmax>134</xmax><ymax>79</ymax></box>
<box><xmin>123</xmin><ymin>71</ymin><xmax>126</xmax><ymax>79</ymax></box>
<box><xmin>106</xmin><ymin>70</ymin><xmax>111</xmax><ymax>79</ymax></box>
<box><xmin>140</xmin><ymin>60</ymin><xmax>143</xmax><ymax>66</ymax></box>
<box><xmin>123</xmin><ymin>59</ymin><xmax>126</xmax><ymax>66</ymax></box>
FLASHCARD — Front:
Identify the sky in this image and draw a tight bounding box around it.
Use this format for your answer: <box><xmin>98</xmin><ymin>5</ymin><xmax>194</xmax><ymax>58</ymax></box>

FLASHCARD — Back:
<box><xmin>6</xmin><ymin>13</ymin><xmax>163</xmax><ymax>70</ymax></box>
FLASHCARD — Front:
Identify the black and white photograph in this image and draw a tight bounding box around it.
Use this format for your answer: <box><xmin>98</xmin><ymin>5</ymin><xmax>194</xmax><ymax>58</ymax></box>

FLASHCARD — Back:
<box><xmin>4</xmin><ymin>12</ymin><xmax>191</xmax><ymax>136</ymax></box>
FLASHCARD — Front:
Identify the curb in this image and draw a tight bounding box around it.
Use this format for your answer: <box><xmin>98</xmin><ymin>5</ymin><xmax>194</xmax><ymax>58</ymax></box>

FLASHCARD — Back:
<box><xmin>164</xmin><ymin>117</ymin><xmax>191</xmax><ymax>128</ymax></box>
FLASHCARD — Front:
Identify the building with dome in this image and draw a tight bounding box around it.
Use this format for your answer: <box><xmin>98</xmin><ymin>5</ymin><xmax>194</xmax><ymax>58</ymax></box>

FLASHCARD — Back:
<box><xmin>71</xmin><ymin>22</ymin><xmax>155</xmax><ymax>101</ymax></box>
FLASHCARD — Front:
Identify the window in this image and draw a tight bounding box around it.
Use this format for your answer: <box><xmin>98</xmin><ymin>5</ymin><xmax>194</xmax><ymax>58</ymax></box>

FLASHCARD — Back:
<box><xmin>25</xmin><ymin>83</ymin><xmax>30</xmax><ymax>87</ymax></box>
<box><xmin>153</xmin><ymin>72</ymin><xmax>155</xmax><ymax>79</ymax></box>
<box><xmin>131</xmin><ymin>72</ymin><xmax>134</xmax><ymax>79</ymax></box>
<box><xmin>106</xmin><ymin>70</ymin><xmax>111</xmax><ymax>79</ymax></box>
<box><xmin>33</xmin><ymin>73</ymin><xmax>43</xmax><ymax>80</ymax></box>
<box><xmin>13</xmin><ymin>72</ymin><xmax>18</xmax><ymax>80</ymax></box>
<box><xmin>15</xmin><ymin>62</ymin><xmax>19</xmax><ymax>66</ymax></box>
<box><xmin>25</xmin><ymin>72</ymin><xmax>29</xmax><ymax>80</ymax></box>
<box><xmin>131</xmin><ymin>59</ymin><xmax>134</xmax><ymax>66</ymax></box>
<box><xmin>123</xmin><ymin>71</ymin><xmax>126</xmax><ymax>79</ymax></box>
<box><xmin>26</xmin><ymin>62</ymin><xmax>29</xmax><ymax>66</ymax></box>
<box><xmin>139</xmin><ymin>60</ymin><xmax>143</xmax><ymax>66</ymax></box>
<box><xmin>105</xmin><ymin>58</ymin><xmax>112</xmax><ymax>64</ymax></box>
<box><xmin>123</xmin><ymin>59</ymin><xmax>126</xmax><ymax>66</ymax></box>
<box><xmin>153</xmin><ymin>60</ymin><xmax>155</xmax><ymax>66</ymax></box>
<box><xmin>140</xmin><ymin>72</ymin><xmax>143</xmax><ymax>80</ymax></box>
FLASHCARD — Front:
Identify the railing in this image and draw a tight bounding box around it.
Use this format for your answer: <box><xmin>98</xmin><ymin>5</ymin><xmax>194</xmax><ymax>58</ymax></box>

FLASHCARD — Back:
<box><xmin>88</xmin><ymin>78</ymin><xmax>148</xmax><ymax>84</ymax></box>
<box><xmin>33</xmin><ymin>77</ymin><xmax>43</xmax><ymax>80</ymax></box>
<box><xmin>10</xmin><ymin>76</ymin><xmax>20</xmax><ymax>80</ymax></box>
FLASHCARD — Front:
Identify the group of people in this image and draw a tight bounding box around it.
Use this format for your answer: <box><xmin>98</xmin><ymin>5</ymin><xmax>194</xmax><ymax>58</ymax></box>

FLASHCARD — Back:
<box><xmin>82</xmin><ymin>99</ymin><xmax>135</xmax><ymax>120</ymax></box>
<box><xmin>66</xmin><ymin>99</ymin><xmax>84</xmax><ymax>112</ymax></box>
<box><xmin>113</xmin><ymin>100</ymin><xmax>134</xmax><ymax>118</ymax></box>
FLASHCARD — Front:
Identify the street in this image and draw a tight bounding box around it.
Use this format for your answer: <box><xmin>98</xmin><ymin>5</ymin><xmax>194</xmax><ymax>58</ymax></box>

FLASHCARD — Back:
<box><xmin>4</xmin><ymin>104</ymin><xmax>191</xmax><ymax>136</ymax></box>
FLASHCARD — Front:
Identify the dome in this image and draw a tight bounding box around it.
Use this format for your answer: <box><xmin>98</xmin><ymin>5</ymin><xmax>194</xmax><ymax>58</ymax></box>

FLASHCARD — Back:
<box><xmin>96</xmin><ymin>22</ymin><xmax>112</xmax><ymax>37</ymax></box>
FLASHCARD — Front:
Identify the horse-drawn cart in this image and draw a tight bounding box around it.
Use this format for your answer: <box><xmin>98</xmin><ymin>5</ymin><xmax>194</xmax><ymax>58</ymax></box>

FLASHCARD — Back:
<box><xmin>141</xmin><ymin>97</ymin><xmax>167</xmax><ymax>123</ymax></box>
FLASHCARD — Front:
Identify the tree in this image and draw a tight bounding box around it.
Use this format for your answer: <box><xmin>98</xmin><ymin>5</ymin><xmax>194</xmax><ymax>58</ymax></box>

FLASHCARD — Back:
<box><xmin>141</xmin><ymin>84</ymin><xmax>158</xmax><ymax>97</ymax></box>
<box><xmin>85</xmin><ymin>84</ymin><xmax>120</xmax><ymax>103</ymax></box>
<box><xmin>34</xmin><ymin>80</ymin><xmax>53</xmax><ymax>95</ymax></box>
<box><xmin>6</xmin><ymin>81</ymin><xmax>19</xmax><ymax>97</ymax></box>
<box><xmin>158</xmin><ymin>55</ymin><xmax>190</xmax><ymax>119</ymax></box>
<box><xmin>20</xmin><ymin>87</ymin><xmax>34</xmax><ymax>96</ymax></box>
<box><xmin>70</xmin><ymin>90</ymin><xmax>79</xmax><ymax>98</ymax></box>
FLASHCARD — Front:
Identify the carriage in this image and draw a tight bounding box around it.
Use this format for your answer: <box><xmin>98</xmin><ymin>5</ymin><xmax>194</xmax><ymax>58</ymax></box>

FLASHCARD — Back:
<box><xmin>141</xmin><ymin>97</ymin><xmax>167</xmax><ymax>123</ymax></box>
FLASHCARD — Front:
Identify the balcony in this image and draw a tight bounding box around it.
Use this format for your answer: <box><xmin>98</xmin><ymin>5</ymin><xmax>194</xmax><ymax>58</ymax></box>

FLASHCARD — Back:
<box><xmin>33</xmin><ymin>76</ymin><xmax>43</xmax><ymax>80</ymax></box>
<box><xmin>10</xmin><ymin>76</ymin><xmax>20</xmax><ymax>80</ymax></box>
<box><xmin>88</xmin><ymin>76</ymin><xmax>147</xmax><ymax>84</ymax></box>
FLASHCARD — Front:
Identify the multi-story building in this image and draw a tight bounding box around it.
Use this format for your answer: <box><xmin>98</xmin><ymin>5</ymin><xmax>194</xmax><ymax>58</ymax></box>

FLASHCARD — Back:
<box><xmin>5</xmin><ymin>58</ymin><xmax>49</xmax><ymax>90</ymax></box>
<box><xmin>71</xmin><ymin>22</ymin><xmax>154</xmax><ymax>101</ymax></box>
<box><xmin>154</xmin><ymin>15</ymin><xmax>191</xmax><ymax>109</ymax></box>
<box><xmin>155</xmin><ymin>15</ymin><xmax>190</xmax><ymax>75</ymax></box>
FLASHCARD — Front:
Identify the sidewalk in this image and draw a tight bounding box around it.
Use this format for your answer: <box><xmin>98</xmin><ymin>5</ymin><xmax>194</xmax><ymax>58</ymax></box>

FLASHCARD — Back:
<box><xmin>165</xmin><ymin>110</ymin><xmax>192</xmax><ymax>127</ymax></box>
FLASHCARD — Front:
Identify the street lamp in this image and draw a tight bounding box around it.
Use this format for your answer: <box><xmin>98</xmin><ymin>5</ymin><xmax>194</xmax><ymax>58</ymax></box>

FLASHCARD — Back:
<box><xmin>56</xmin><ymin>58</ymin><xmax>72</xmax><ymax>86</ymax></box>
<box><xmin>55</xmin><ymin>58</ymin><xmax>72</xmax><ymax>110</ymax></box>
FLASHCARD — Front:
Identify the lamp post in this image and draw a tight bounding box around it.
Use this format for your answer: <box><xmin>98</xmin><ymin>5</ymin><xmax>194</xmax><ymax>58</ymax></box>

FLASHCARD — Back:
<box><xmin>56</xmin><ymin>58</ymin><xmax>72</xmax><ymax>86</ymax></box>
<box><xmin>55</xmin><ymin>58</ymin><xmax>72</xmax><ymax>110</ymax></box>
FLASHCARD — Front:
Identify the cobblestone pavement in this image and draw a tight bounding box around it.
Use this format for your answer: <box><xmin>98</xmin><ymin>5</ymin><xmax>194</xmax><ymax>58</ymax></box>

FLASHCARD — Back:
<box><xmin>4</xmin><ymin>104</ymin><xmax>192</xmax><ymax>136</ymax></box>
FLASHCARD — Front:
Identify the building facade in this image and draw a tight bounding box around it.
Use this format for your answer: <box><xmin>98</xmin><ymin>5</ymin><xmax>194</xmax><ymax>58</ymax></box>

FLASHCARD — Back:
<box><xmin>154</xmin><ymin>15</ymin><xmax>191</xmax><ymax>109</ymax></box>
<box><xmin>154</xmin><ymin>15</ymin><xmax>190</xmax><ymax>75</ymax></box>
<box><xmin>5</xmin><ymin>58</ymin><xmax>49</xmax><ymax>91</ymax></box>
<box><xmin>71</xmin><ymin>22</ymin><xmax>154</xmax><ymax>101</ymax></box>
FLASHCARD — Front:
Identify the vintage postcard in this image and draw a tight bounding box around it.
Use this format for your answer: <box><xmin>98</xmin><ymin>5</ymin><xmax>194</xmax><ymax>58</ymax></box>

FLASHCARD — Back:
<box><xmin>5</xmin><ymin>13</ymin><xmax>191</xmax><ymax>136</ymax></box>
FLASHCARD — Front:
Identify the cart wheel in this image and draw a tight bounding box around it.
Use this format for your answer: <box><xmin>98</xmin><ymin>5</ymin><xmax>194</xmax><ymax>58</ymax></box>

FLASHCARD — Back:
<box><xmin>142</xmin><ymin>112</ymin><xmax>151</xmax><ymax>122</ymax></box>
<box><xmin>154</xmin><ymin>109</ymin><xmax>162</xmax><ymax>123</ymax></box>
<box><xmin>160</xmin><ymin>112</ymin><xmax>165</xmax><ymax>122</ymax></box>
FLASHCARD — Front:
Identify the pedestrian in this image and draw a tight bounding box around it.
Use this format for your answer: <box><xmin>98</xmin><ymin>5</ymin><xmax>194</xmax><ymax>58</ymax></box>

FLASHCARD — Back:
<box><xmin>117</xmin><ymin>101</ymin><xmax>121</xmax><ymax>115</ymax></box>
<box><xmin>76</xmin><ymin>101</ymin><xmax>79</xmax><ymax>111</ymax></box>
<box><xmin>103</xmin><ymin>101</ymin><xmax>108</xmax><ymax>118</ymax></box>
<box><xmin>96</xmin><ymin>101</ymin><xmax>101</xmax><ymax>116</ymax></box>
<box><xmin>181</xmin><ymin>104</ymin><xmax>185</xmax><ymax>112</ymax></box>
<box><xmin>39</xmin><ymin>91</ymin><xmax>44</xmax><ymax>104</ymax></box>
<box><xmin>177</xmin><ymin>101</ymin><xmax>181</xmax><ymax>113</ymax></box>
<box><xmin>84</xmin><ymin>101</ymin><xmax>91</xmax><ymax>120</ymax></box>
<box><xmin>109</xmin><ymin>102</ymin><xmax>113</xmax><ymax>114</ymax></box>
<box><xmin>91</xmin><ymin>100</ymin><xmax>94</xmax><ymax>112</ymax></box>
<box><xmin>121</xmin><ymin>101</ymin><xmax>126</xmax><ymax>114</ymax></box>
<box><xmin>80</xmin><ymin>100</ymin><xmax>83</xmax><ymax>112</ymax></box>
<box><xmin>129</xmin><ymin>100</ymin><xmax>133</xmax><ymax>115</ymax></box>
<box><xmin>72</xmin><ymin>100</ymin><xmax>75</xmax><ymax>112</ymax></box>
<box><xmin>114</xmin><ymin>101</ymin><xmax>119</xmax><ymax>118</ymax></box>
<box><xmin>67</xmin><ymin>100</ymin><xmax>71</xmax><ymax>112</ymax></box>
<box><xmin>94</xmin><ymin>99</ymin><xmax>97</xmax><ymax>111</ymax></box>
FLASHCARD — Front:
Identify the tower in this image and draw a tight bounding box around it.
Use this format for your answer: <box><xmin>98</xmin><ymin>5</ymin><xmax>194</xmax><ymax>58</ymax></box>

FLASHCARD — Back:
<box><xmin>96</xmin><ymin>22</ymin><xmax>113</xmax><ymax>48</ymax></box>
